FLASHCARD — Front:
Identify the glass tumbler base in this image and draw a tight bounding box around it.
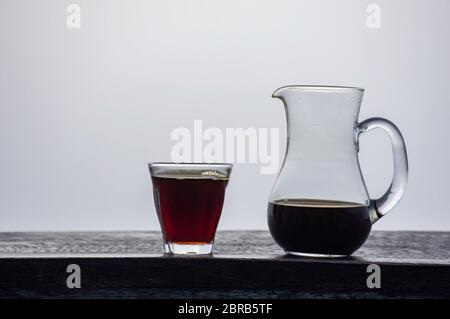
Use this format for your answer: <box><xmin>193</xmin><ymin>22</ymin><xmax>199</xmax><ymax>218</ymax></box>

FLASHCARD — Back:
<box><xmin>166</xmin><ymin>242</ymin><xmax>213</xmax><ymax>255</ymax></box>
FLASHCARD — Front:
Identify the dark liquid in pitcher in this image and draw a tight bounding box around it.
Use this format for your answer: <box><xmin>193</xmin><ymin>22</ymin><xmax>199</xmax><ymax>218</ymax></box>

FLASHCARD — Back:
<box><xmin>268</xmin><ymin>199</ymin><xmax>372</xmax><ymax>256</ymax></box>
<box><xmin>152</xmin><ymin>174</ymin><xmax>228</xmax><ymax>244</ymax></box>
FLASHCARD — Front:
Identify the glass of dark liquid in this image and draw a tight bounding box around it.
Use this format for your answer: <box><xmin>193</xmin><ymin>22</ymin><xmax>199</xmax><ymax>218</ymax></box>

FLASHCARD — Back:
<box><xmin>149</xmin><ymin>163</ymin><xmax>232</xmax><ymax>255</ymax></box>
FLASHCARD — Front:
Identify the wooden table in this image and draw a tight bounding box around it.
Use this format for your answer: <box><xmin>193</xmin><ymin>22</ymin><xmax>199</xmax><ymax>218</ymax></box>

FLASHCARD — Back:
<box><xmin>0</xmin><ymin>231</ymin><xmax>449</xmax><ymax>298</ymax></box>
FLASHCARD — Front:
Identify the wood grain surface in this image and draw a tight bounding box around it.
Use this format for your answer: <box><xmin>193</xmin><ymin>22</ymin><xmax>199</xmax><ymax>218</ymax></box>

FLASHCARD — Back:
<box><xmin>0</xmin><ymin>231</ymin><xmax>449</xmax><ymax>298</ymax></box>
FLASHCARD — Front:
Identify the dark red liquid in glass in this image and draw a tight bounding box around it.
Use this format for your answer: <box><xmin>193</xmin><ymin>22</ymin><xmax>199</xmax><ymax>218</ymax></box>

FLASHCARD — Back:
<box><xmin>152</xmin><ymin>175</ymin><xmax>228</xmax><ymax>243</ymax></box>
<box><xmin>268</xmin><ymin>199</ymin><xmax>372</xmax><ymax>255</ymax></box>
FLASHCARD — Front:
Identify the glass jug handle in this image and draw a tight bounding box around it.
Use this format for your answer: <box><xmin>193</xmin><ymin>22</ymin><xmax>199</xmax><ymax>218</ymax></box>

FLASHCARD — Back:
<box><xmin>356</xmin><ymin>117</ymin><xmax>408</xmax><ymax>224</ymax></box>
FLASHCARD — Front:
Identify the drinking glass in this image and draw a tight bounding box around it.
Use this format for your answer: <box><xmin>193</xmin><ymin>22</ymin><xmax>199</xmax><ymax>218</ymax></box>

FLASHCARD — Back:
<box><xmin>149</xmin><ymin>163</ymin><xmax>232</xmax><ymax>255</ymax></box>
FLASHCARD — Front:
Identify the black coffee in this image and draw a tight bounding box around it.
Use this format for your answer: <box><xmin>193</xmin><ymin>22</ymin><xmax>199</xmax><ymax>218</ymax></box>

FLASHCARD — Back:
<box><xmin>268</xmin><ymin>199</ymin><xmax>372</xmax><ymax>256</ymax></box>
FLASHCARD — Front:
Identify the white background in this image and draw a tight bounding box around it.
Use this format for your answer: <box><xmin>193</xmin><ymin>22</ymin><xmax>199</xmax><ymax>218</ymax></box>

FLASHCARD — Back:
<box><xmin>1</xmin><ymin>0</ymin><xmax>449</xmax><ymax>231</ymax></box>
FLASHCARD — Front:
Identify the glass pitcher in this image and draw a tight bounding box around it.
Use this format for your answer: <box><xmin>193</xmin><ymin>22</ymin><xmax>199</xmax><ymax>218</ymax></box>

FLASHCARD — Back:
<box><xmin>268</xmin><ymin>85</ymin><xmax>408</xmax><ymax>257</ymax></box>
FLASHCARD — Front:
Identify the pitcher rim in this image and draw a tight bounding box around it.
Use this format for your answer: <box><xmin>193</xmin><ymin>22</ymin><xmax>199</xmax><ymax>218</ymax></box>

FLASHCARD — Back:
<box><xmin>273</xmin><ymin>85</ymin><xmax>364</xmax><ymax>96</ymax></box>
